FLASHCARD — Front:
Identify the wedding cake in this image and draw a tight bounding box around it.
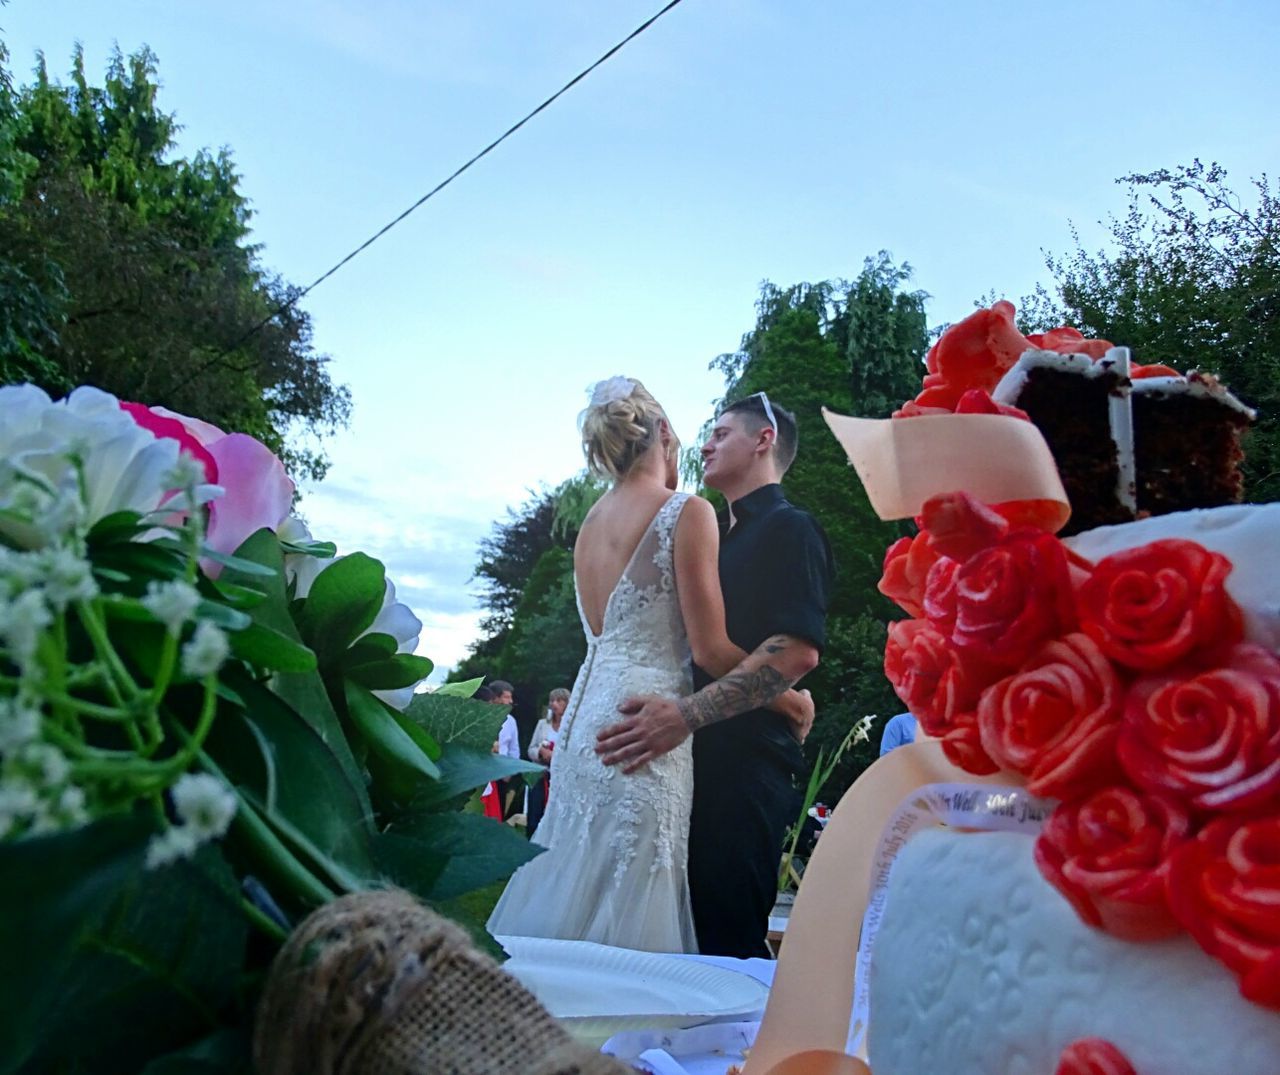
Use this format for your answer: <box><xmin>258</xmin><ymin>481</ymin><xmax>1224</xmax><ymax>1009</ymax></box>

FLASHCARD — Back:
<box><xmin>860</xmin><ymin>308</ymin><xmax>1277</xmax><ymax>1074</ymax></box>
<box><xmin>897</xmin><ymin>302</ymin><xmax>1254</xmax><ymax>534</ymax></box>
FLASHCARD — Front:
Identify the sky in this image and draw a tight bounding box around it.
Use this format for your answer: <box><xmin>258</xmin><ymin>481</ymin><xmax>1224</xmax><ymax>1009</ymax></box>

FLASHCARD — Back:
<box><xmin>6</xmin><ymin>0</ymin><xmax>1279</xmax><ymax>680</ymax></box>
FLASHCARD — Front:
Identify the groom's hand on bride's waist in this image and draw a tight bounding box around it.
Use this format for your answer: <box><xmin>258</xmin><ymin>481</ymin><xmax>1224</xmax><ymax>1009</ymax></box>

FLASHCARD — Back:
<box><xmin>595</xmin><ymin>696</ymin><xmax>688</xmax><ymax>774</ymax></box>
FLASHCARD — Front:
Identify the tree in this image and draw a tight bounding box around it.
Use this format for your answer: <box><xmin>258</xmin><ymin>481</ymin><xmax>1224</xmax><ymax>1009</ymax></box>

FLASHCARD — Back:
<box><xmin>0</xmin><ymin>45</ymin><xmax>350</xmax><ymax>480</ymax></box>
<box><xmin>1022</xmin><ymin>160</ymin><xmax>1279</xmax><ymax>503</ymax></box>
<box><xmin>452</xmin><ymin>485</ymin><xmax>586</xmax><ymax>724</ymax></box>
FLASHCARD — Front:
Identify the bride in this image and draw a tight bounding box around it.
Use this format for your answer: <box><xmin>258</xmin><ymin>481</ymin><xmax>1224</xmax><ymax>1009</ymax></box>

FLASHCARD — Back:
<box><xmin>488</xmin><ymin>376</ymin><xmax>762</xmax><ymax>952</ymax></box>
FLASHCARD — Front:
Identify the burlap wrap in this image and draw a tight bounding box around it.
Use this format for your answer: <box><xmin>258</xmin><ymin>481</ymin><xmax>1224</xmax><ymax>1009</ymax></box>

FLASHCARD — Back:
<box><xmin>254</xmin><ymin>889</ymin><xmax>631</xmax><ymax>1075</ymax></box>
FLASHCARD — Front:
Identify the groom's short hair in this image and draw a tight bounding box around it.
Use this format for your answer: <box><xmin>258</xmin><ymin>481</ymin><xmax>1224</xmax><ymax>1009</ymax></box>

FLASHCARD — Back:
<box><xmin>720</xmin><ymin>395</ymin><xmax>798</xmax><ymax>474</ymax></box>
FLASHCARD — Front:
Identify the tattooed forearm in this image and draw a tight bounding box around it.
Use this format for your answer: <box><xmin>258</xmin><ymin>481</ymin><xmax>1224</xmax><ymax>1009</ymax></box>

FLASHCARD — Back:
<box><xmin>678</xmin><ymin>660</ymin><xmax>794</xmax><ymax>733</ymax></box>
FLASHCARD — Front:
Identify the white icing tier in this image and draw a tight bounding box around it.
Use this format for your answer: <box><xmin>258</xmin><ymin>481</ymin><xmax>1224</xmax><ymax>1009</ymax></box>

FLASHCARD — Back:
<box><xmin>1065</xmin><ymin>503</ymin><xmax>1280</xmax><ymax>652</ymax></box>
<box><xmin>1132</xmin><ymin>371</ymin><xmax>1256</xmax><ymax>418</ymax></box>
<box><xmin>867</xmin><ymin>829</ymin><xmax>1280</xmax><ymax>1075</ymax></box>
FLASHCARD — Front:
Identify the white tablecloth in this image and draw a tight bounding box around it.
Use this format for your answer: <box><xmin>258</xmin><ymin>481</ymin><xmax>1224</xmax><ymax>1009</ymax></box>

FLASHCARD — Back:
<box><xmin>600</xmin><ymin>955</ymin><xmax>774</xmax><ymax>1074</ymax></box>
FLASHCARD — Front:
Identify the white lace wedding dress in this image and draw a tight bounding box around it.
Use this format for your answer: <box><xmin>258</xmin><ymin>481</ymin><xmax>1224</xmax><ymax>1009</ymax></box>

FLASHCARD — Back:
<box><xmin>487</xmin><ymin>492</ymin><xmax>697</xmax><ymax>953</ymax></box>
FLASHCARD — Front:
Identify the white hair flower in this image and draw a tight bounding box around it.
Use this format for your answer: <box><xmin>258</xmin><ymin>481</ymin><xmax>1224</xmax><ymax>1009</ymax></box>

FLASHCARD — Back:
<box><xmin>141</xmin><ymin>580</ymin><xmax>202</xmax><ymax>636</ymax></box>
<box><xmin>180</xmin><ymin>621</ymin><xmax>230</xmax><ymax>678</ymax></box>
<box><xmin>587</xmin><ymin>376</ymin><xmax>636</xmax><ymax>408</ymax></box>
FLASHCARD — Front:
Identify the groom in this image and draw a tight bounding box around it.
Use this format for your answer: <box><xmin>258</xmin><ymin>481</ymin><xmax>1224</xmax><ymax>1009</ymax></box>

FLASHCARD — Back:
<box><xmin>596</xmin><ymin>392</ymin><xmax>834</xmax><ymax>957</ymax></box>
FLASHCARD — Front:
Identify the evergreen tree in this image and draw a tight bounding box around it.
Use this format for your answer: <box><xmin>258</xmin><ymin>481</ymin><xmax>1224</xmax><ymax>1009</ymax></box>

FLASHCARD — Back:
<box><xmin>0</xmin><ymin>45</ymin><xmax>350</xmax><ymax>480</ymax></box>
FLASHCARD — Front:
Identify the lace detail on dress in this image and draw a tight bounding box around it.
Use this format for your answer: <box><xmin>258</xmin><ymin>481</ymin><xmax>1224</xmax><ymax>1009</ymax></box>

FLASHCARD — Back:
<box><xmin>487</xmin><ymin>492</ymin><xmax>697</xmax><ymax>952</ymax></box>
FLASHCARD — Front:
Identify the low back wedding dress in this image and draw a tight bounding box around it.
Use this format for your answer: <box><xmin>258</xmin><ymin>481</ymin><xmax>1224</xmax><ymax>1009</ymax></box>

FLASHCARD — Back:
<box><xmin>487</xmin><ymin>492</ymin><xmax>697</xmax><ymax>952</ymax></box>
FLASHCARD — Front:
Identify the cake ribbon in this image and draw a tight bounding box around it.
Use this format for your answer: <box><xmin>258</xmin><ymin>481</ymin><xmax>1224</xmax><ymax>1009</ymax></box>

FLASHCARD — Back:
<box><xmin>748</xmin><ymin>741</ymin><xmax>1022</xmax><ymax>1074</ymax></box>
<box><xmin>820</xmin><ymin>409</ymin><xmax>1071</xmax><ymax>533</ymax></box>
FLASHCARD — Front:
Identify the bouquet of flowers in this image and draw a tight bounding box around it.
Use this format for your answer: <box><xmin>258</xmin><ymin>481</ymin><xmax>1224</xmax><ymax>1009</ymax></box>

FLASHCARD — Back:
<box><xmin>880</xmin><ymin>489</ymin><xmax>1280</xmax><ymax>1011</ymax></box>
<box><xmin>0</xmin><ymin>386</ymin><xmax>542</xmax><ymax>1073</ymax></box>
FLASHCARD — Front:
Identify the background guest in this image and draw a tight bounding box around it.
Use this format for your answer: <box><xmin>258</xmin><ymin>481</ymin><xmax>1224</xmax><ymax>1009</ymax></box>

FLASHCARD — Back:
<box><xmin>526</xmin><ymin>688</ymin><xmax>569</xmax><ymax>839</ymax></box>
<box><xmin>879</xmin><ymin>711</ymin><xmax>916</xmax><ymax>756</ymax></box>
<box><xmin>489</xmin><ymin>679</ymin><xmax>520</xmax><ymax>818</ymax></box>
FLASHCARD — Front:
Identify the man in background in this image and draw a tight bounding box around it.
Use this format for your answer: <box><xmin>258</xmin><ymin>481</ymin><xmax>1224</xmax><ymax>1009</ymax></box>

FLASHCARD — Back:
<box><xmin>879</xmin><ymin>712</ymin><xmax>916</xmax><ymax>756</ymax></box>
<box><xmin>489</xmin><ymin>679</ymin><xmax>520</xmax><ymax>818</ymax></box>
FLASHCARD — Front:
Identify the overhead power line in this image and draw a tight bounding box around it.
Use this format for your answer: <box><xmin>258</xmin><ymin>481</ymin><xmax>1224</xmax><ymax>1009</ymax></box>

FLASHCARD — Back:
<box><xmin>221</xmin><ymin>0</ymin><xmax>689</xmax><ymax>358</ymax></box>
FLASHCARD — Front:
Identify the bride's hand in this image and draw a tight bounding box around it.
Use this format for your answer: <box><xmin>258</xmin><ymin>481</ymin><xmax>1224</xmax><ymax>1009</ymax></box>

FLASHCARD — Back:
<box><xmin>595</xmin><ymin>695</ymin><xmax>690</xmax><ymax>773</ymax></box>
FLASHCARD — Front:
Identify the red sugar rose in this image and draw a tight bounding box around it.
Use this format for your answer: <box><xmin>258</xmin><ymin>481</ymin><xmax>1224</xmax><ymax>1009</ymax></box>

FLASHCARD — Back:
<box><xmin>883</xmin><ymin>620</ymin><xmax>1000</xmax><ymax>775</ymax></box>
<box><xmin>925</xmin><ymin>300</ymin><xmax>1030</xmax><ymax>388</ymax></box>
<box><xmin>1055</xmin><ymin>1038</ymin><xmax>1138</xmax><ymax>1075</ymax></box>
<box><xmin>1035</xmin><ymin>785</ymin><xmax>1191</xmax><ymax>942</ymax></box>
<box><xmin>878</xmin><ymin>533</ymin><xmax>944</xmax><ymax>619</ymax></box>
<box><xmin>1119</xmin><ymin>644</ymin><xmax>1280</xmax><ymax>813</ymax></box>
<box><xmin>1077</xmin><ymin>538</ymin><xmax>1242</xmax><ymax>671</ymax></box>
<box><xmin>978</xmin><ymin>633</ymin><xmax>1125</xmax><ymax>800</ymax></box>
<box><xmin>949</xmin><ymin>530</ymin><xmax>1077</xmax><ymax>670</ymax></box>
<box><xmin>1026</xmin><ymin>326</ymin><xmax>1115</xmax><ymax>361</ymax></box>
<box><xmin>1167</xmin><ymin>814</ymin><xmax>1280</xmax><ymax>1010</ymax></box>
<box><xmin>918</xmin><ymin>490</ymin><xmax>1011</xmax><ymax>560</ymax></box>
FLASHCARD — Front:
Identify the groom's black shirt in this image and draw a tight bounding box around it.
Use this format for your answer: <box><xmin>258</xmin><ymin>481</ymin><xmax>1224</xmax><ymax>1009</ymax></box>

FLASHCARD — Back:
<box><xmin>692</xmin><ymin>483</ymin><xmax>834</xmax><ymax>770</ymax></box>
<box><xmin>689</xmin><ymin>482</ymin><xmax>834</xmax><ymax>957</ymax></box>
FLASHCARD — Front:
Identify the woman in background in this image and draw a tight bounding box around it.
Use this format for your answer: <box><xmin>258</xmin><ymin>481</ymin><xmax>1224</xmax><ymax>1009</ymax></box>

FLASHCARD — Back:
<box><xmin>525</xmin><ymin>687</ymin><xmax>569</xmax><ymax>839</ymax></box>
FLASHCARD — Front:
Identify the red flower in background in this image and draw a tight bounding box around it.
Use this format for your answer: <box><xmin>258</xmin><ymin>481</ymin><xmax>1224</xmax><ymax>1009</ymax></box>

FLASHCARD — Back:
<box><xmin>1120</xmin><ymin>645</ymin><xmax>1280</xmax><ymax>813</ymax></box>
<box><xmin>1055</xmin><ymin>1038</ymin><xmax>1139</xmax><ymax>1075</ymax></box>
<box><xmin>1035</xmin><ymin>785</ymin><xmax>1191</xmax><ymax>942</ymax></box>
<box><xmin>1167</xmin><ymin>814</ymin><xmax>1280</xmax><ymax>1010</ymax></box>
<box><xmin>120</xmin><ymin>402</ymin><xmax>218</xmax><ymax>484</ymax></box>
<box><xmin>978</xmin><ymin>633</ymin><xmax>1125</xmax><ymax>800</ymax></box>
<box><xmin>1078</xmin><ymin>539</ymin><xmax>1242</xmax><ymax>671</ymax></box>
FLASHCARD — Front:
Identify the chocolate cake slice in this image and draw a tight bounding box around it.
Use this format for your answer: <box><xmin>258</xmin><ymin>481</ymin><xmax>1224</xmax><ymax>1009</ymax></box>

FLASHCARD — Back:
<box><xmin>993</xmin><ymin>348</ymin><xmax>1135</xmax><ymax>535</ymax></box>
<box><xmin>1132</xmin><ymin>371</ymin><xmax>1254</xmax><ymax>515</ymax></box>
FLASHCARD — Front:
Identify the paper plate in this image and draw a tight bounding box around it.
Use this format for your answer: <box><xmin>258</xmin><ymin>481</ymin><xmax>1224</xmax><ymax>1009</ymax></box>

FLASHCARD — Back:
<box><xmin>499</xmin><ymin>936</ymin><xmax>770</xmax><ymax>1045</ymax></box>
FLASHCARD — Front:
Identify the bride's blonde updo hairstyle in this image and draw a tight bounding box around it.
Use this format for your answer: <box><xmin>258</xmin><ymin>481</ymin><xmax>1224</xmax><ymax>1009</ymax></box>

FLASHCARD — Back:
<box><xmin>580</xmin><ymin>376</ymin><xmax>677</xmax><ymax>481</ymax></box>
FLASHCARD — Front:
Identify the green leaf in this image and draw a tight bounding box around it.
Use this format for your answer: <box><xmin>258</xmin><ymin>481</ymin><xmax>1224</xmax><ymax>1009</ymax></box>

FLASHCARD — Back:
<box><xmin>403</xmin><ymin>692</ymin><xmax>508</xmax><ymax>753</ymax></box>
<box><xmin>345</xmin><ymin>653</ymin><xmax>434</xmax><ymax>690</ymax></box>
<box><xmin>205</xmin><ymin>578</ymin><xmax>268</xmax><ymax>609</ymax></box>
<box><xmin>376</xmin><ymin>811</ymin><xmax>542</xmax><ymax>901</ymax></box>
<box><xmin>219</xmin><ymin>530</ymin><xmax>369</xmax><ymax>807</ymax></box>
<box><xmin>345</xmin><ymin>681</ymin><xmax>440</xmax><ymax>797</ymax></box>
<box><xmin>390</xmin><ymin>706</ymin><xmax>442</xmax><ymax>763</ymax></box>
<box><xmin>294</xmin><ymin>553</ymin><xmax>387</xmax><ymax>667</ymax></box>
<box><xmin>211</xmin><ymin>668</ymin><xmax>378</xmax><ymax>884</ymax></box>
<box><xmin>90</xmin><ymin>541</ymin><xmax>187</xmax><ymax>590</ymax></box>
<box><xmin>432</xmin><ymin>676</ymin><xmax>483</xmax><ymax>698</ymax></box>
<box><xmin>228</xmin><ymin>622</ymin><xmax>317</xmax><ymax>674</ymax></box>
<box><xmin>0</xmin><ymin>815</ymin><xmax>150</xmax><ymax>1074</ymax></box>
<box><xmin>278</xmin><ymin>538</ymin><xmax>338</xmax><ymax>559</ymax></box>
<box><xmin>138</xmin><ymin>1028</ymin><xmax>250</xmax><ymax>1074</ymax></box>
<box><xmin>24</xmin><ymin>846</ymin><xmax>249</xmax><ymax>1074</ymax></box>
<box><xmin>198</xmin><ymin>546</ymin><xmax>276</xmax><ymax>577</ymax></box>
<box><xmin>341</xmin><ymin>632</ymin><xmax>399</xmax><ymax>666</ymax></box>
<box><xmin>194</xmin><ymin>598</ymin><xmax>251</xmax><ymax>632</ymax></box>
<box><xmin>412</xmin><ymin>744</ymin><xmax>542</xmax><ymax>809</ymax></box>
<box><xmin>86</xmin><ymin>509</ymin><xmax>148</xmax><ymax>545</ymax></box>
